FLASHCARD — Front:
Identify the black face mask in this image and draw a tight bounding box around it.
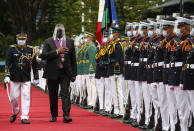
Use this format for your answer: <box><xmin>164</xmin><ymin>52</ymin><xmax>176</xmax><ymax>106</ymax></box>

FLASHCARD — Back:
<box><xmin>56</xmin><ymin>29</ymin><xmax>63</xmax><ymax>39</ymax></box>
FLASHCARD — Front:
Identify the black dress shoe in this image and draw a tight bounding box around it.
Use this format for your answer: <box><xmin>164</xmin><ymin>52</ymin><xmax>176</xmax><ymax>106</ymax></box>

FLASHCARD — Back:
<box><xmin>123</xmin><ymin>119</ymin><xmax>131</xmax><ymax>124</ymax></box>
<box><xmin>10</xmin><ymin>115</ymin><xmax>17</xmax><ymax>123</ymax></box>
<box><xmin>138</xmin><ymin>124</ymin><xmax>148</xmax><ymax>130</ymax></box>
<box><xmin>63</xmin><ymin>116</ymin><xmax>72</xmax><ymax>123</ymax></box>
<box><xmin>21</xmin><ymin>119</ymin><xmax>30</xmax><ymax>124</ymax></box>
<box><xmin>99</xmin><ymin>111</ymin><xmax>109</xmax><ymax>116</ymax></box>
<box><xmin>131</xmin><ymin>121</ymin><xmax>139</xmax><ymax>127</ymax></box>
<box><xmin>50</xmin><ymin>117</ymin><xmax>57</xmax><ymax>122</ymax></box>
<box><xmin>109</xmin><ymin>114</ymin><xmax>123</xmax><ymax>119</ymax></box>
<box><xmin>83</xmin><ymin>106</ymin><xmax>93</xmax><ymax>109</ymax></box>
<box><xmin>10</xmin><ymin>111</ymin><xmax>20</xmax><ymax>123</ymax></box>
<box><xmin>93</xmin><ymin>110</ymin><xmax>100</xmax><ymax>114</ymax></box>
<box><xmin>123</xmin><ymin>118</ymin><xmax>134</xmax><ymax>124</ymax></box>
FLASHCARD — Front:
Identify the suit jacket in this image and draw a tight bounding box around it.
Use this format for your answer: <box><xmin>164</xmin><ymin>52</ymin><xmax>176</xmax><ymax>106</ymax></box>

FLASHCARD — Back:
<box><xmin>41</xmin><ymin>37</ymin><xmax>77</xmax><ymax>80</ymax></box>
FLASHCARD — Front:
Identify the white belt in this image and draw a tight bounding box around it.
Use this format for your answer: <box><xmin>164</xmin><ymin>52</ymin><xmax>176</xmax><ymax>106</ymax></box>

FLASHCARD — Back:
<box><xmin>170</xmin><ymin>62</ymin><xmax>183</xmax><ymax>67</ymax></box>
<box><xmin>147</xmin><ymin>65</ymin><xmax>152</xmax><ymax>69</ymax></box>
<box><xmin>139</xmin><ymin>58</ymin><xmax>148</xmax><ymax>62</ymax></box>
<box><xmin>163</xmin><ymin>64</ymin><xmax>170</xmax><ymax>68</ymax></box>
<box><xmin>132</xmin><ymin>63</ymin><xmax>139</xmax><ymax>67</ymax></box>
<box><xmin>153</xmin><ymin>62</ymin><xmax>164</xmax><ymax>68</ymax></box>
<box><xmin>187</xmin><ymin>64</ymin><xmax>194</xmax><ymax>69</ymax></box>
<box><xmin>124</xmin><ymin>61</ymin><xmax>131</xmax><ymax>65</ymax></box>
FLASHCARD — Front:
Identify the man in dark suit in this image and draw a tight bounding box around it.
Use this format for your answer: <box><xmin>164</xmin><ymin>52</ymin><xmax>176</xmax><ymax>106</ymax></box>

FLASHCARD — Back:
<box><xmin>41</xmin><ymin>24</ymin><xmax>77</xmax><ymax>123</ymax></box>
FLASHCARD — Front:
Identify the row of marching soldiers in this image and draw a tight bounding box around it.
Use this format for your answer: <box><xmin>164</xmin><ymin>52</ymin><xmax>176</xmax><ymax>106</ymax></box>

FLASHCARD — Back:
<box><xmin>70</xmin><ymin>15</ymin><xmax>194</xmax><ymax>131</ymax></box>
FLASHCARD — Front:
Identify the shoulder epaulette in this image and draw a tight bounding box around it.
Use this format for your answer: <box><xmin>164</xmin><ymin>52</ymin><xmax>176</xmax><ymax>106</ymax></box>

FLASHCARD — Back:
<box><xmin>27</xmin><ymin>45</ymin><xmax>34</xmax><ymax>48</ymax></box>
<box><xmin>160</xmin><ymin>39</ymin><xmax>166</xmax><ymax>49</ymax></box>
<box><xmin>129</xmin><ymin>40</ymin><xmax>135</xmax><ymax>49</ymax></box>
<box><xmin>138</xmin><ymin>41</ymin><xmax>144</xmax><ymax>51</ymax></box>
<box><xmin>10</xmin><ymin>44</ymin><xmax>17</xmax><ymax>47</ymax></box>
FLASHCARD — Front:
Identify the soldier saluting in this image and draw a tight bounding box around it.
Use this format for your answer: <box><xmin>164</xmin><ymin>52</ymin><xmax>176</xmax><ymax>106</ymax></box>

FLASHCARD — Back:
<box><xmin>4</xmin><ymin>31</ymin><xmax>39</xmax><ymax>124</ymax></box>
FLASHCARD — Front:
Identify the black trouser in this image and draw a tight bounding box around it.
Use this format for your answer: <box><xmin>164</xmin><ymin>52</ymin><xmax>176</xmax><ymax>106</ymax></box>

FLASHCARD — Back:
<box><xmin>47</xmin><ymin>73</ymin><xmax>71</xmax><ymax>117</ymax></box>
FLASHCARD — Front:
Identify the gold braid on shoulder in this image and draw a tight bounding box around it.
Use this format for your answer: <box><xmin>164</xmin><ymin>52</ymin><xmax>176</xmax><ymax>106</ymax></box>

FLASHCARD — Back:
<box><xmin>138</xmin><ymin>41</ymin><xmax>144</xmax><ymax>51</ymax></box>
<box><xmin>129</xmin><ymin>40</ymin><xmax>135</xmax><ymax>49</ymax></box>
<box><xmin>160</xmin><ymin>39</ymin><xmax>166</xmax><ymax>49</ymax></box>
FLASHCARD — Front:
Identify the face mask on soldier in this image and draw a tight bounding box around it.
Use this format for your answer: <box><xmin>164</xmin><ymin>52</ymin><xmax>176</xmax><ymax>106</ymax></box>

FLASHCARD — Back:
<box><xmin>56</xmin><ymin>29</ymin><xmax>63</xmax><ymax>39</ymax></box>
<box><xmin>110</xmin><ymin>34</ymin><xmax>114</xmax><ymax>40</ymax></box>
<box><xmin>80</xmin><ymin>39</ymin><xmax>84</xmax><ymax>44</ymax></box>
<box><xmin>162</xmin><ymin>30</ymin><xmax>167</xmax><ymax>37</ymax></box>
<box><xmin>133</xmin><ymin>31</ymin><xmax>137</xmax><ymax>37</ymax></box>
<box><xmin>174</xmin><ymin>28</ymin><xmax>182</xmax><ymax>37</ymax></box>
<box><xmin>148</xmin><ymin>30</ymin><xmax>153</xmax><ymax>38</ymax></box>
<box><xmin>84</xmin><ymin>39</ymin><xmax>88</xmax><ymax>43</ymax></box>
<box><xmin>156</xmin><ymin>28</ymin><xmax>161</xmax><ymax>35</ymax></box>
<box><xmin>139</xmin><ymin>30</ymin><xmax>144</xmax><ymax>37</ymax></box>
<box><xmin>103</xmin><ymin>37</ymin><xmax>108</xmax><ymax>43</ymax></box>
<box><xmin>190</xmin><ymin>28</ymin><xmax>194</xmax><ymax>36</ymax></box>
<box><xmin>127</xmin><ymin>31</ymin><xmax>132</xmax><ymax>37</ymax></box>
<box><xmin>17</xmin><ymin>40</ymin><xmax>26</xmax><ymax>46</ymax></box>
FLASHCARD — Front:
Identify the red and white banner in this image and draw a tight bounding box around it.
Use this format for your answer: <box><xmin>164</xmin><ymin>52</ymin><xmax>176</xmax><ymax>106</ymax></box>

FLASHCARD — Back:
<box><xmin>96</xmin><ymin>0</ymin><xmax>105</xmax><ymax>47</ymax></box>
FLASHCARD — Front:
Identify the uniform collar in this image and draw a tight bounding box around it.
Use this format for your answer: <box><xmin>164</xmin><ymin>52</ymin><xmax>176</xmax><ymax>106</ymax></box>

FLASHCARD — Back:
<box><xmin>167</xmin><ymin>34</ymin><xmax>176</xmax><ymax>41</ymax></box>
<box><xmin>17</xmin><ymin>44</ymin><xmax>27</xmax><ymax>49</ymax></box>
<box><xmin>181</xmin><ymin>34</ymin><xmax>190</xmax><ymax>41</ymax></box>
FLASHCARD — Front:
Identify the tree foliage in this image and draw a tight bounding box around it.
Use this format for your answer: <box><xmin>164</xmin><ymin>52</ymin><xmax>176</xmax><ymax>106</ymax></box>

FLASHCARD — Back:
<box><xmin>0</xmin><ymin>0</ymin><xmax>164</xmax><ymax>58</ymax></box>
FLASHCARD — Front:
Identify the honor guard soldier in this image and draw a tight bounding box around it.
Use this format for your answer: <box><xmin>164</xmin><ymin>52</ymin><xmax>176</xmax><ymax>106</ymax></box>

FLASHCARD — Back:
<box><xmin>77</xmin><ymin>35</ymin><xmax>85</xmax><ymax>106</ymax></box>
<box><xmin>123</xmin><ymin>22</ymin><xmax>137</xmax><ymax>125</ymax></box>
<box><xmin>100</xmin><ymin>31</ymin><xmax>112</xmax><ymax>116</ymax></box>
<box><xmin>161</xmin><ymin>17</ymin><xmax>181</xmax><ymax>131</ymax></box>
<box><xmin>4</xmin><ymin>31</ymin><xmax>39</xmax><ymax>124</ymax></box>
<box><xmin>74</xmin><ymin>36</ymin><xmax>82</xmax><ymax>104</ymax></box>
<box><xmin>151</xmin><ymin>19</ymin><xmax>169</xmax><ymax>131</ymax></box>
<box><xmin>108</xmin><ymin>28</ymin><xmax>124</xmax><ymax>118</ymax></box>
<box><xmin>184</xmin><ymin>16</ymin><xmax>194</xmax><ymax>131</ymax></box>
<box><xmin>143</xmin><ymin>19</ymin><xmax>158</xmax><ymax>130</ymax></box>
<box><xmin>122</xmin><ymin>35</ymin><xmax>130</xmax><ymax>107</ymax></box>
<box><xmin>183</xmin><ymin>18</ymin><xmax>194</xmax><ymax>130</ymax></box>
<box><xmin>175</xmin><ymin>16</ymin><xmax>193</xmax><ymax>131</ymax></box>
<box><xmin>136</xmin><ymin>21</ymin><xmax>152</xmax><ymax>129</ymax></box>
<box><xmin>95</xmin><ymin>42</ymin><xmax>104</xmax><ymax>114</ymax></box>
<box><xmin>130</xmin><ymin>22</ymin><xmax>143</xmax><ymax>127</ymax></box>
<box><xmin>80</xmin><ymin>35</ymin><xmax>90</xmax><ymax>108</ymax></box>
<box><xmin>85</xmin><ymin>32</ymin><xmax>97</xmax><ymax>108</ymax></box>
<box><xmin>95</xmin><ymin>32</ymin><xmax>109</xmax><ymax>115</ymax></box>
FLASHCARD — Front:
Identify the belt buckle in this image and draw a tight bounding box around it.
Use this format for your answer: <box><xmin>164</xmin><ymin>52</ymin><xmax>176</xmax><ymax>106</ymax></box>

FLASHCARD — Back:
<box><xmin>155</xmin><ymin>63</ymin><xmax>157</xmax><ymax>67</ymax></box>
<box><xmin>171</xmin><ymin>63</ymin><xmax>174</xmax><ymax>68</ymax></box>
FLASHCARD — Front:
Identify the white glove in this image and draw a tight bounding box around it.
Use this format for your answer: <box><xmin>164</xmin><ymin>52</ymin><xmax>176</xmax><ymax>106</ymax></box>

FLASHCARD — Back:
<box><xmin>4</xmin><ymin>77</ymin><xmax>10</xmax><ymax>84</ymax></box>
<box><xmin>33</xmin><ymin>80</ymin><xmax>39</xmax><ymax>85</ymax></box>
